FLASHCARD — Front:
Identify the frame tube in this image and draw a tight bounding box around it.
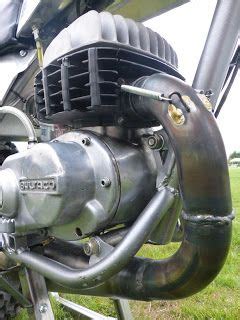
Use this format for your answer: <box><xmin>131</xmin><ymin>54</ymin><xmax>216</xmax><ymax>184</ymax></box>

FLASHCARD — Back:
<box><xmin>192</xmin><ymin>0</ymin><xmax>240</xmax><ymax>107</ymax></box>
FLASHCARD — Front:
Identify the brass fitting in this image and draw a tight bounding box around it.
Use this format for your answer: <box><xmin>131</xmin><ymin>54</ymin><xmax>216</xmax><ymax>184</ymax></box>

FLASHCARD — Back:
<box><xmin>168</xmin><ymin>104</ymin><xmax>185</xmax><ymax>125</ymax></box>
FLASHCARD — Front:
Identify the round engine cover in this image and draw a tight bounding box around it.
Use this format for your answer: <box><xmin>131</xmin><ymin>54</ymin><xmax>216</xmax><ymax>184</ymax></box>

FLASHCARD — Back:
<box><xmin>0</xmin><ymin>130</ymin><xmax>157</xmax><ymax>239</ymax></box>
<box><xmin>0</xmin><ymin>131</ymin><xmax>120</xmax><ymax>237</ymax></box>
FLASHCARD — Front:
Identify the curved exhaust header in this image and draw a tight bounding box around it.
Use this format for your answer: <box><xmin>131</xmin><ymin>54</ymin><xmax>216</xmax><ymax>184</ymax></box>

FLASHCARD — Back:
<box><xmin>103</xmin><ymin>73</ymin><xmax>233</xmax><ymax>299</ymax></box>
<box><xmin>5</xmin><ymin>73</ymin><xmax>233</xmax><ymax>300</ymax></box>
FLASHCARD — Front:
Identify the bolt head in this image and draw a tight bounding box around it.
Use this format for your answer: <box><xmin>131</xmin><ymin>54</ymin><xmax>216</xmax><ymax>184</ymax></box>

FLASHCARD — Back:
<box><xmin>19</xmin><ymin>50</ymin><xmax>28</xmax><ymax>57</ymax></box>
<box><xmin>101</xmin><ymin>178</ymin><xmax>111</xmax><ymax>188</ymax></box>
<box><xmin>84</xmin><ymin>238</ymin><xmax>100</xmax><ymax>256</ymax></box>
<box><xmin>147</xmin><ymin>134</ymin><xmax>164</xmax><ymax>150</ymax></box>
<box><xmin>82</xmin><ymin>137</ymin><xmax>91</xmax><ymax>146</ymax></box>
<box><xmin>39</xmin><ymin>304</ymin><xmax>48</xmax><ymax>313</ymax></box>
<box><xmin>148</xmin><ymin>137</ymin><xmax>156</xmax><ymax>147</ymax></box>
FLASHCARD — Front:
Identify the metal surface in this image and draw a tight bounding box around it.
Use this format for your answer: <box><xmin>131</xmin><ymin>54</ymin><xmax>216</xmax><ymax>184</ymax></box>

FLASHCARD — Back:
<box><xmin>0</xmin><ymin>50</ymin><xmax>36</xmax><ymax>105</ymax></box>
<box><xmin>0</xmin><ymin>106</ymin><xmax>37</xmax><ymax>144</ymax></box>
<box><xmin>52</xmin><ymin>292</ymin><xmax>116</xmax><ymax>320</ymax></box>
<box><xmin>43</xmin><ymin>10</ymin><xmax>178</xmax><ymax>68</ymax></box>
<box><xmin>16</xmin><ymin>0</ymin><xmax>74</xmax><ymax>37</ymax></box>
<box><xmin>121</xmin><ymin>85</ymin><xmax>172</xmax><ymax>102</ymax></box>
<box><xmin>106</xmin><ymin>0</ymin><xmax>189</xmax><ymax>21</ymax></box>
<box><xmin>112</xmin><ymin>299</ymin><xmax>133</xmax><ymax>320</ymax></box>
<box><xmin>5</xmin><ymin>187</ymin><xmax>175</xmax><ymax>289</ymax></box>
<box><xmin>50</xmin><ymin>130</ymin><xmax>156</xmax><ymax>238</ymax></box>
<box><xmin>0</xmin><ymin>131</ymin><xmax>119</xmax><ymax>237</ymax></box>
<box><xmin>0</xmin><ymin>218</ymin><xmax>15</xmax><ymax>233</ymax></box>
<box><xmin>19</xmin><ymin>268</ymin><xmax>54</xmax><ymax>320</ymax></box>
<box><xmin>0</xmin><ymin>129</ymin><xmax>157</xmax><ymax>239</ymax></box>
<box><xmin>131</xmin><ymin>73</ymin><xmax>232</xmax><ymax>216</ymax></box>
<box><xmin>100</xmin><ymin>228</ymin><xmax>129</xmax><ymax>246</ymax></box>
<box><xmin>193</xmin><ymin>0</ymin><xmax>240</xmax><ymax>107</ymax></box>
<box><xmin>44</xmin><ymin>72</ymin><xmax>232</xmax><ymax>300</ymax></box>
<box><xmin>17</xmin><ymin>0</ymin><xmax>41</xmax><ymax>37</ymax></box>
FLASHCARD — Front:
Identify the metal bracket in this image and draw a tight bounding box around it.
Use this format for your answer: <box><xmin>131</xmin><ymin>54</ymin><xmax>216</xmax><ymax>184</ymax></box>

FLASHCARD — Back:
<box><xmin>51</xmin><ymin>292</ymin><xmax>134</xmax><ymax>320</ymax></box>
<box><xmin>52</xmin><ymin>293</ymin><xmax>116</xmax><ymax>320</ymax></box>
<box><xmin>19</xmin><ymin>268</ymin><xmax>54</xmax><ymax>320</ymax></box>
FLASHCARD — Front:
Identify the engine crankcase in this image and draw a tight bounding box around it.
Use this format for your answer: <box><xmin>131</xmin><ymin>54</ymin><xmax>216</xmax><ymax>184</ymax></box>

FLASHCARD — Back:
<box><xmin>0</xmin><ymin>131</ymin><xmax>156</xmax><ymax>239</ymax></box>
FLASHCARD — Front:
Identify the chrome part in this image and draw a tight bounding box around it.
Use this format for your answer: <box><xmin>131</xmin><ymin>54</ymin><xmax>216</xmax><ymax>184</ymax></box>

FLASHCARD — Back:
<box><xmin>84</xmin><ymin>238</ymin><xmax>101</xmax><ymax>257</ymax></box>
<box><xmin>0</xmin><ymin>106</ymin><xmax>37</xmax><ymax>145</ymax></box>
<box><xmin>19</xmin><ymin>50</ymin><xmax>28</xmax><ymax>57</ymax></box>
<box><xmin>121</xmin><ymin>85</ymin><xmax>172</xmax><ymax>102</ymax></box>
<box><xmin>147</xmin><ymin>134</ymin><xmax>165</xmax><ymax>150</ymax></box>
<box><xmin>193</xmin><ymin>0</ymin><xmax>240</xmax><ymax>107</ymax></box>
<box><xmin>5</xmin><ymin>187</ymin><xmax>175</xmax><ymax>289</ymax></box>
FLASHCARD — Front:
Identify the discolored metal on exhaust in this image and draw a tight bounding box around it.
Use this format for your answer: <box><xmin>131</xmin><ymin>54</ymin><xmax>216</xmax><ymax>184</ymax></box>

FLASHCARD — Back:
<box><xmin>46</xmin><ymin>73</ymin><xmax>233</xmax><ymax>300</ymax></box>
<box><xmin>104</xmin><ymin>73</ymin><xmax>233</xmax><ymax>299</ymax></box>
<box><xmin>46</xmin><ymin>74</ymin><xmax>233</xmax><ymax>300</ymax></box>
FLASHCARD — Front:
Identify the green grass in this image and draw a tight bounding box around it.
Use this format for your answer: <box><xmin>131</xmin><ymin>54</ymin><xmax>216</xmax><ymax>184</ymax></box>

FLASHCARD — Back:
<box><xmin>15</xmin><ymin>168</ymin><xmax>240</xmax><ymax>319</ymax></box>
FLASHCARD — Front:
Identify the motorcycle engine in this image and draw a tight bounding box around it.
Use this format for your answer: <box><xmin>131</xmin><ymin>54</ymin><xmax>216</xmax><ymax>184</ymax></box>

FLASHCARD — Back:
<box><xmin>0</xmin><ymin>10</ymin><xmax>181</xmax><ymax>241</ymax></box>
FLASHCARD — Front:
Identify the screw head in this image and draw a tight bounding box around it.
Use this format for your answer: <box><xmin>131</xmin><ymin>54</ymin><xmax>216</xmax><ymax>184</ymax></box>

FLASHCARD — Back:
<box><xmin>19</xmin><ymin>50</ymin><xmax>28</xmax><ymax>57</ymax></box>
<box><xmin>39</xmin><ymin>303</ymin><xmax>48</xmax><ymax>313</ymax></box>
<box><xmin>117</xmin><ymin>117</ymin><xmax>125</xmax><ymax>126</ymax></box>
<box><xmin>82</xmin><ymin>137</ymin><xmax>91</xmax><ymax>146</ymax></box>
<box><xmin>101</xmin><ymin>178</ymin><xmax>111</xmax><ymax>188</ymax></box>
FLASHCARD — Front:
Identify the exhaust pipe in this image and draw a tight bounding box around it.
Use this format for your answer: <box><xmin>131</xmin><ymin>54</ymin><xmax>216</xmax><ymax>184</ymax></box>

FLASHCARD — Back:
<box><xmin>5</xmin><ymin>73</ymin><xmax>233</xmax><ymax>300</ymax></box>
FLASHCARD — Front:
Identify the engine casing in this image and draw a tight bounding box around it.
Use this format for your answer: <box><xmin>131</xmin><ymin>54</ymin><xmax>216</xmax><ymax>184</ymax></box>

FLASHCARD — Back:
<box><xmin>0</xmin><ymin>131</ymin><xmax>157</xmax><ymax>239</ymax></box>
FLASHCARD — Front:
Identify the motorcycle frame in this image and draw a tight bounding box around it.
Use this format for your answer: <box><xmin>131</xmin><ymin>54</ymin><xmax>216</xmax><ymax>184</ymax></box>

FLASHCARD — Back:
<box><xmin>192</xmin><ymin>0</ymin><xmax>240</xmax><ymax>108</ymax></box>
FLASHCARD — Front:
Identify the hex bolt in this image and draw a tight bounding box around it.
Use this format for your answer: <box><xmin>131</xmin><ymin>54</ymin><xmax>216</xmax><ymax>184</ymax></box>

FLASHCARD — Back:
<box><xmin>147</xmin><ymin>134</ymin><xmax>164</xmax><ymax>150</ymax></box>
<box><xmin>101</xmin><ymin>178</ymin><xmax>111</xmax><ymax>188</ymax></box>
<box><xmin>82</xmin><ymin>137</ymin><xmax>91</xmax><ymax>146</ymax></box>
<box><xmin>19</xmin><ymin>50</ymin><xmax>28</xmax><ymax>57</ymax></box>
<box><xmin>39</xmin><ymin>303</ymin><xmax>48</xmax><ymax>313</ymax></box>
<box><xmin>84</xmin><ymin>238</ymin><xmax>100</xmax><ymax>256</ymax></box>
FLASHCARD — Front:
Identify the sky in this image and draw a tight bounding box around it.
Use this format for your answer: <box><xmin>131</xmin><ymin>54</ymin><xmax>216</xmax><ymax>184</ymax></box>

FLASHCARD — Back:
<box><xmin>144</xmin><ymin>0</ymin><xmax>240</xmax><ymax>156</ymax></box>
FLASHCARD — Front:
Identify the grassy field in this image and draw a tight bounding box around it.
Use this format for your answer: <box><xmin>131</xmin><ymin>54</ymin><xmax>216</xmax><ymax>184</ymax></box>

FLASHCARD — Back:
<box><xmin>16</xmin><ymin>168</ymin><xmax>240</xmax><ymax>319</ymax></box>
